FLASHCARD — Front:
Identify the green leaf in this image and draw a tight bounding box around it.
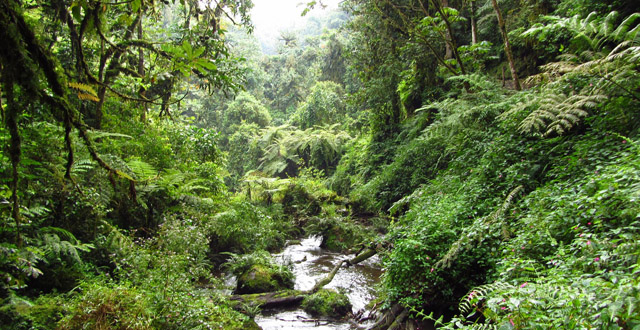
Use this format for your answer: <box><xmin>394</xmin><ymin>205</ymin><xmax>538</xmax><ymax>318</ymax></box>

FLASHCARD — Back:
<box><xmin>182</xmin><ymin>41</ymin><xmax>193</xmax><ymax>58</ymax></box>
<box><xmin>192</xmin><ymin>46</ymin><xmax>205</xmax><ymax>59</ymax></box>
<box><xmin>196</xmin><ymin>59</ymin><xmax>217</xmax><ymax>71</ymax></box>
<box><xmin>132</xmin><ymin>0</ymin><xmax>141</xmax><ymax>12</ymax></box>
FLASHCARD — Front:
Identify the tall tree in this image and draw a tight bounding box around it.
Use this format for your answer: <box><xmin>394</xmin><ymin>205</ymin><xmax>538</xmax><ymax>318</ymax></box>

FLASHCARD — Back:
<box><xmin>491</xmin><ymin>0</ymin><xmax>522</xmax><ymax>90</ymax></box>
<box><xmin>470</xmin><ymin>0</ymin><xmax>478</xmax><ymax>44</ymax></box>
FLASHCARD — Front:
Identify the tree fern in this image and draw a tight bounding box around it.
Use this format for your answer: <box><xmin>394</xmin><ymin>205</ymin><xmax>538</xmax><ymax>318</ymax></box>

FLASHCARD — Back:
<box><xmin>522</xmin><ymin>11</ymin><xmax>639</xmax><ymax>52</ymax></box>
<box><xmin>70</xmin><ymin>158</ymin><xmax>95</xmax><ymax>176</ymax></box>
<box><xmin>38</xmin><ymin>227</ymin><xmax>93</xmax><ymax>264</ymax></box>
<box><xmin>257</xmin><ymin>124</ymin><xmax>350</xmax><ymax>177</ymax></box>
<box><xmin>518</xmin><ymin>92</ymin><xmax>605</xmax><ymax>137</ymax></box>
<box><xmin>126</xmin><ymin>158</ymin><xmax>157</xmax><ymax>182</ymax></box>
<box><xmin>522</xmin><ymin>11</ymin><xmax>640</xmax><ymax>87</ymax></box>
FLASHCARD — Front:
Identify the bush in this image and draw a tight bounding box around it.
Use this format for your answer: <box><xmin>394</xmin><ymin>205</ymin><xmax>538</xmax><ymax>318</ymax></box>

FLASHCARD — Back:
<box><xmin>206</xmin><ymin>200</ymin><xmax>293</xmax><ymax>254</ymax></box>
<box><xmin>58</xmin><ymin>281</ymin><xmax>153</xmax><ymax>330</ymax></box>
<box><xmin>302</xmin><ymin>289</ymin><xmax>352</xmax><ymax>318</ymax></box>
<box><xmin>304</xmin><ymin>216</ymin><xmax>374</xmax><ymax>252</ymax></box>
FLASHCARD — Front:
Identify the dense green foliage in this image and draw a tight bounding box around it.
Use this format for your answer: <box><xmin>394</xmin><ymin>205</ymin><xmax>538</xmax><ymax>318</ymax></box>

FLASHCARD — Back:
<box><xmin>1</xmin><ymin>0</ymin><xmax>640</xmax><ymax>328</ymax></box>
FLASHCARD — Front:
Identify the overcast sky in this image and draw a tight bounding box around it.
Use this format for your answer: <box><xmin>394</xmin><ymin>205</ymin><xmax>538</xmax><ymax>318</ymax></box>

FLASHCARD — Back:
<box><xmin>250</xmin><ymin>0</ymin><xmax>341</xmax><ymax>51</ymax></box>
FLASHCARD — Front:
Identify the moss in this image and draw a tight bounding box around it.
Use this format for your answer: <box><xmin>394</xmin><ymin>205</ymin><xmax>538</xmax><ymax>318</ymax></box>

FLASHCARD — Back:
<box><xmin>235</xmin><ymin>264</ymin><xmax>294</xmax><ymax>294</ymax></box>
<box><xmin>301</xmin><ymin>289</ymin><xmax>351</xmax><ymax>318</ymax></box>
<box><xmin>241</xmin><ymin>317</ymin><xmax>262</xmax><ymax>330</ymax></box>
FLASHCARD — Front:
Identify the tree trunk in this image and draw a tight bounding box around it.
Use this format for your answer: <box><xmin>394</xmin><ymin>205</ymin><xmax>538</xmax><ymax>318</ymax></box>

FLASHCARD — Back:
<box><xmin>229</xmin><ymin>290</ymin><xmax>306</xmax><ymax>309</ymax></box>
<box><xmin>491</xmin><ymin>0</ymin><xmax>521</xmax><ymax>90</ymax></box>
<box><xmin>442</xmin><ymin>0</ymin><xmax>453</xmax><ymax>59</ymax></box>
<box><xmin>370</xmin><ymin>304</ymin><xmax>404</xmax><ymax>330</ymax></box>
<box><xmin>137</xmin><ymin>18</ymin><xmax>147</xmax><ymax>122</ymax></box>
<box><xmin>470</xmin><ymin>0</ymin><xmax>478</xmax><ymax>45</ymax></box>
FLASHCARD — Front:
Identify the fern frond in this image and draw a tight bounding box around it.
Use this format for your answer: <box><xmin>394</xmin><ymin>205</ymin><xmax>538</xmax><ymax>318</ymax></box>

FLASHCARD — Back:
<box><xmin>77</xmin><ymin>93</ymin><xmax>100</xmax><ymax>102</ymax></box>
<box><xmin>71</xmin><ymin>158</ymin><xmax>95</xmax><ymax>175</ymax></box>
<box><xmin>126</xmin><ymin>158</ymin><xmax>157</xmax><ymax>181</ymax></box>
<box><xmin>610</xmin><ymin>12</ymin><xmax>640</xmax><ymax>41</ymax></box>
<box><xmin>100</xmin><ymin>220</ymin><xmax>131</xmax><ymax>252</ymax></box>
<box><xmin>518</xmin><ymin>92</ymin><xmax>604</xmax><ymax>137</ymax></box>
<box><xmin>20</xmin><ymin>205</ymin><xmax>50</xmax><ymax>219</ymax></box>
<box><xmin>68</xmin><ymin>82</ymin><xmax>100</xmax><ymax>102</ymax></box>
<box><xmin>180</xmin><ymin>178</ymin><xmax>211</xmax><ymax>194</ymax></box>
<box><xmin>40</xmin><ymin>226</ymin><xmax>78</xmax><ymax>243</ymax></box>
<box><xmin>68</xmin><ymin>82</ymin><xmax>98</xmax><ymax>96</ymax></box>
<box><xmin>39</xmin><ymin>229</ymin><xmax>94</xmax><ymax>264</ymax></box>
<box><xmin>460</xmin><ymin>282</ymin><xmax>514</xmax><ymax>315</ymax></box>
<box><xmin>86</xmin><ymin>130</ymin><xmax>133</xmax><ymax>140</ymax></box>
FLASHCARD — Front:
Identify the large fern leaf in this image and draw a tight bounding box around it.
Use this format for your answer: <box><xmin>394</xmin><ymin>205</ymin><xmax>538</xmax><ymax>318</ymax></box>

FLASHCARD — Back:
<box><xmin>126</xmin><ymin>158</ymin><xmax>157</xmax><ymax>181</ymax></box>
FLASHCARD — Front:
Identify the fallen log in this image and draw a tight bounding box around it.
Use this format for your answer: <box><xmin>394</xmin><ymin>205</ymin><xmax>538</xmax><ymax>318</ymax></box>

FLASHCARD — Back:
<box><xmin>310</xmin><ymin>260</ymin><xmax>346</xmax><ymax>293</ymax></box>
<box><xmin>348</xmin><ymin>247</ymin><xmax>377</xmax><ymax>265</ymax></box>
<box><xmin>229</xmin><ymin>290</ymin><xmax>306</xmax><ymax>309</ymax></box>
<box><xmin>309</xmin><ymin>247</ymin><xmax>377</xmax><ymax>293</ymax></box>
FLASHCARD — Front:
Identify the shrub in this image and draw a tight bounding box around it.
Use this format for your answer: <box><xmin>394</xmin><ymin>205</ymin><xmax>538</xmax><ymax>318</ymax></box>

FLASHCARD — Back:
<box><xmin>206</xmin><ymin>200</ymin><xmax>292</xmax><ymax>254</ymax></box>
<box><xmin>302</xmin><ymin>289</ymin><xmax>352</xmax><ymax>318</ymax></box>
<box><xmin>304</xmin><ymin>216</ymin><xmax>374</xmax><ymax>252</ymax></box>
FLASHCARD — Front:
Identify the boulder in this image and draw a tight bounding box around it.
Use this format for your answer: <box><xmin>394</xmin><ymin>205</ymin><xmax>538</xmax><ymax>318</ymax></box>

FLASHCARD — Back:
<box><xmin>301</xmin><ymin>289</ymin><xmax>351</xmax><ymax>318</ymax></box>
<box><xmin>235</xmin><ymin>264</ymin><xmax>294</xmax><ymax>294</ymax></box>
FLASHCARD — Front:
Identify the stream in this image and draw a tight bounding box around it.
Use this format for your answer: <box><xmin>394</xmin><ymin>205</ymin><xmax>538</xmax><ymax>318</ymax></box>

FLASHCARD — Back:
<box><xmin>254</xmin><ymin>236</ymin><xmax>383</xmax><ymax>329</ymax></box>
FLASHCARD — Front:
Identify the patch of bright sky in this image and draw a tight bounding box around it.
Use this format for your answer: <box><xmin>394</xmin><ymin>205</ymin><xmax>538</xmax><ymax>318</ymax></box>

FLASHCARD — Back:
<box><xmin>250</xmin><ymin>0</ymin><xmax>341</xmax><ymax>52</ymax></box>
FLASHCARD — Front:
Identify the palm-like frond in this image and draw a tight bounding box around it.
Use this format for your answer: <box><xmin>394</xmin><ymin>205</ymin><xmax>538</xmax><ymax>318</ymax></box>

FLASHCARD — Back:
<box><xmin>126</xmin><ymin>158</ymin><xmax>157</xmax><ymax>181</ymax></box>
<box><xmin>70</xmin><ymin>158</ymin><xmax>95</xmax><ymax>176</ymax></box>
<box><xmin>518</xmin><ymin>92</ymin><xmax>605</xmax><ymax>137</ymax></box>
<box><xmin>510</xmin><ymin>12</ymin><xmax>640</xmax><ymax>137</ymax></box>
<box><xmin>256</xmin><ymin>124</ymin><xmax>351</xmax><ymax>176</ymax></box>
<box><xmin>39</xmin><ymin>227</ymin><xmax>94</xmax><ymax>264</ymax></box>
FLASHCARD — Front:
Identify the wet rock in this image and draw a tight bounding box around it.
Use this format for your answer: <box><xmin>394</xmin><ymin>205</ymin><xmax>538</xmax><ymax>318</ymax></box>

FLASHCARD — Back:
<box><xmin>235</xmin><ymin>264</ymin><xmax>294</xmax><ymax>294</ymax></box>
<box><xmin>301</xmin><ymin>289</ymin><xmax>352</xmax><ymax>318</ymax></box>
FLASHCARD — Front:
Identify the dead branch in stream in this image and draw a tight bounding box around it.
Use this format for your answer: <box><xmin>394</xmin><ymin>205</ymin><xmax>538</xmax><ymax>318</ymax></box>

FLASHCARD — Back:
<box><xmin>310</xmin><ymin>246</ymin><xmax>378</xmax><ymax>293</ymax></box>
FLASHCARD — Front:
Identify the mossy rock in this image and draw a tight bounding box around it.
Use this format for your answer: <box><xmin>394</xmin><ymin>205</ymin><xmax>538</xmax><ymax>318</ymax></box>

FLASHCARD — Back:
<box><xmin>241</xmin><ymin>317</ymin><xmax>262</xmax><ymax>330</ymax></box>
<box><xmin>235</xmin><ymin>264</ymin><xmax>294</xmax><ymax>294</ymax></box>
<box><xmin>301</xmin><ymin>289</ymin><xmax>352</xmax><ymax>318</ymax></box>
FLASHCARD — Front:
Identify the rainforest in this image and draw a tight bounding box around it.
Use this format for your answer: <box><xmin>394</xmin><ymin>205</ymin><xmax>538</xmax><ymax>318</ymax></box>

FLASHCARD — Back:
<box><xmin>1</xmin><ymin>0</ymin><xmax>639</xmax><ymax>329</ymax></box>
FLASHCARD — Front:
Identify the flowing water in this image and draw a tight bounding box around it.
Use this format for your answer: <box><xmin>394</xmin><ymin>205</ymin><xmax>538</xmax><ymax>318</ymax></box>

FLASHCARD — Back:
<box><xmin>254</xmin><ymin>236</ymin><xmax>383</xmax><ymax>329</ymax></box>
